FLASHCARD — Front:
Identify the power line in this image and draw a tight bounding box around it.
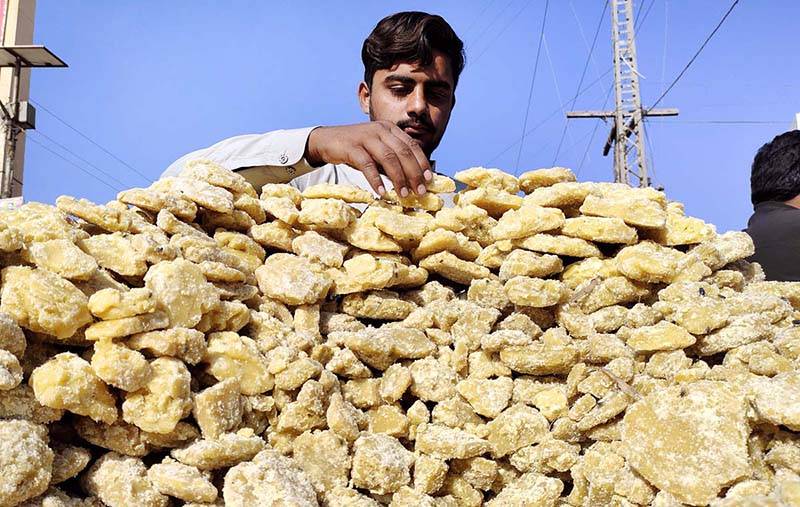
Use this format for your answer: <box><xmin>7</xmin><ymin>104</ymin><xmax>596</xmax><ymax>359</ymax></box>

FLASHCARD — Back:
<box><xmin>543</xmin><ymin>34</ymin><xmax>579</xmax><ymax>166</ymax></box>
<box><xmin>29</xmin><ymin>99</ymin><xmax>151</xmax><ymax>184</ymax></box>
<box><xmin>469</xmin><ymin>0</ymin><xmax>518</xmax><ymax>50</ymax></box>
<box><xmin>634</xmin><ymin>0</ymin><xmax>658</xmax><ymax>29</ymax></box>
<box><xmin>29</xmin><ymin>130</ymin><xmax>130</xmax><ymax>189</ymax></box>
<box><xmin>514</xmin><ymin>0</ymin><xmax>549</xmax><ymax>174</ymax></box>
<box><xmin>647</xmin><ymin>119</ymin><xmax>785</xmax><ymax>125</ymax></box>
<box><xmin>577</xmin><ymin>82</ymin><xmax>614</xmax><ymax>177</ymax></box>
<box><xmin>27</xmin><ymin>135</ymin><xmax>121</xmax><ymax>193</ymax></box>
<box><xmin>471</xmin><ymin>0</ymin><xmax>537</xmax><ymax>65</ymax></box>
<box><xmin>647</xmin><ymin>0</ymin><xmax>740</xmax><ymax>111</ymax></box>
<box><xmin>463</xmin><ymin>0</ymin><xmax>499</xmax><ymax>36</ymax></box>
<box><xmin>553</xmin><ymin>0</ymin><xmax>609</xmax><ymax>164</ymax></box>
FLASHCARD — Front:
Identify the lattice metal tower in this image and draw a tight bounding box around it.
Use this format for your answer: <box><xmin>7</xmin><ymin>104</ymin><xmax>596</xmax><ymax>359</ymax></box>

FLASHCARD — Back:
<box><xmin>567</xmin><ymin>0</ymin><xmax>677</xmax><ymax>187</ymax></box>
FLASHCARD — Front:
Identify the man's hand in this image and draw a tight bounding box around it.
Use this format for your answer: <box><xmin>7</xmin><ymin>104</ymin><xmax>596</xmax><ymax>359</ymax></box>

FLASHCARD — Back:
<box><xmin>305</xmin><ymin>122</ymin><xmax>433</xmax><ymax>197</ymax></box>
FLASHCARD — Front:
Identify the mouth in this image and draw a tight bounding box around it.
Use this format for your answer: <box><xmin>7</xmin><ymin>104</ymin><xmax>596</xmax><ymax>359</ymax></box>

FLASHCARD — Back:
<box><xmin>402</xmin><ymin>125</ymin><xmax>431</xmax><ymax>138</ymax></box>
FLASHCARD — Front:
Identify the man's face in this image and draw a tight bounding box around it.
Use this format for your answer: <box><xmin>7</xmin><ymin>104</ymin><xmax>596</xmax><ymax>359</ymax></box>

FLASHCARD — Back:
<box><xmin>359</xmin><ymin>50</ymin><xmax>456</xmax><ymax>158</ymax></box>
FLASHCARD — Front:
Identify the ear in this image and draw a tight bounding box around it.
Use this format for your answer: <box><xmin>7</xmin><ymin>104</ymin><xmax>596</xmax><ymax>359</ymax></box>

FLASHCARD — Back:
<box><xmin>358</xmin><ymin>81</ymin><xmax>371</xmax><ymax>115</ymax></box>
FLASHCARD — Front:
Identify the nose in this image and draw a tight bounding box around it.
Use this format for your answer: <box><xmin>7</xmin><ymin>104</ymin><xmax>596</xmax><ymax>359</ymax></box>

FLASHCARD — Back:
<box><xmin>407</xmin><ymin>86</ymin><xmax>427</xmax><ymax>117</ymax></box>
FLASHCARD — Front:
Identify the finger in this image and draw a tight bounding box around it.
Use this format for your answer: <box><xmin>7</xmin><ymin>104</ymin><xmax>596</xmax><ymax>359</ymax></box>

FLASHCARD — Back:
<box><xmin>349</xmin><ymin>147</ymin><xmax>386</xmax><ymax>196</ymax></box>
<box><xmin>381</xmin><ymin>129</ymin><xmax>428</xmax><ymax>196</ymax></box>
<box><xmin>363</xmin><ymin>137</ymin><xmax>411</xmax><ymax>198</ymax></box>
<box><xmin>388</xmin><ymin>124</ymin><xmax>433</xmax><ymax>183</ymax></box>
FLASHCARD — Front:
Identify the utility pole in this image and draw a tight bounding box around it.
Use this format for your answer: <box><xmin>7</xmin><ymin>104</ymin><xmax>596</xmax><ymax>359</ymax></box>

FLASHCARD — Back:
<box><xmin>567</xmin><ymin>0</ymin><xmax>677</xmax><ymax>187</ymax></box>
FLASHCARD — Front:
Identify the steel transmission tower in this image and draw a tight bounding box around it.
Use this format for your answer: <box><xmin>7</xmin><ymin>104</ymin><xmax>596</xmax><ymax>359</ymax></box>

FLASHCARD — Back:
<box><xmin>567</xmin><ymin>0</ymin><xmax>677</xmax><ymax>187</ymax></box>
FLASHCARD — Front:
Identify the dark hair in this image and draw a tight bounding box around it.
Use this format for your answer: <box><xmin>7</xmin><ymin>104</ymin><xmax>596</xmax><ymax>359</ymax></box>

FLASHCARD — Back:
<box><xmin>751</xmin><ymin>130</ymin><xmax>800</xmax><ymax>205</ymax></box>
<box><xmin>362</xmin><ymin>11</ymin><xmax>465</xmax><ymax>89</ymax></box>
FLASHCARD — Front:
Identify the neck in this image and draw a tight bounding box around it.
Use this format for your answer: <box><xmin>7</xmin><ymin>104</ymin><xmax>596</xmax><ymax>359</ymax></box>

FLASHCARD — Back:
<box><xmin>784</xmin><ymin>195</ymin><xmax>800</xmax><ymax>209</ymax></box>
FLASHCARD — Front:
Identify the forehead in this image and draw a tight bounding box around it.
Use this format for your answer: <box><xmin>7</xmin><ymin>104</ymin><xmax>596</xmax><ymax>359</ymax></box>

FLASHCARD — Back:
<box><xmin>376</xmin><ymin>51</ymin><xmax>454</xmax><ymax>87</ymax></box>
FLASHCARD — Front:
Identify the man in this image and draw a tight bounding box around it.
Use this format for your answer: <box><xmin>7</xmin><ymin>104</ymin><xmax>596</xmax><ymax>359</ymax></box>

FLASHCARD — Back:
<box><xmin>746</xmin><ymin>130</ymin><xmax>800</xmax><ymax>281</ymax></box>
<box><xmin>163</xmin><ymin>11</ymin><xmax>464</xmax><ymax>199</ymax></box>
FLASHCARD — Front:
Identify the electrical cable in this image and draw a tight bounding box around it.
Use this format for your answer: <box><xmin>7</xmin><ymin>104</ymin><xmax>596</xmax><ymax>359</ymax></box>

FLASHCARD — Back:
<box><xmin>646</xmin><ymin>0</ymin><xmax>740</xmax><ymax>111</ymax></box>
<box><xmin>27</xmin><ymin>135</ymin><xmax>122</xmax><ymax>192</ymax></box>
<box><xmin>463</xmin><ymin>0</ymin><xmax>499</xmax><ymax>36</ymax></box>
<box><xmin>514</xmin><ymin>0</ymin><xmax>550</xmax><ymax>174</ymax></box>
<box><xmin>29</xmin><ymin>99</ymin><xmax>151</xmax><ymax>184</ymax></box>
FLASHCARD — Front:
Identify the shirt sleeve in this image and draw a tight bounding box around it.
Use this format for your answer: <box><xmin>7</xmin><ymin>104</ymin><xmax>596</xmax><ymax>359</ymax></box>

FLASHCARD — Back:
<box><xmin>160</xmin><ymin>126</ymin><xmax>320</xmax><ymax>189</ymax></box>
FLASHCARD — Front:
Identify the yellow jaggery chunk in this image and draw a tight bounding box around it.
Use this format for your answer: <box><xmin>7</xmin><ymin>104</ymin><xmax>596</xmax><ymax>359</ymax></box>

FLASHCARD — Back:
<box><xmin>73</xmin><ymin>418</ymin><xmax>150</xmax><ymax>457</ymax></box>
<box><xmin>339</xmin><ymin>220</ymin><xmax>403</xmax><ymax>252</ymax></box>
<box><xmin>56</xmin><ymin>196</ymin><xmax>135</xmax><ymax>233</ymax></box>
<box><xmin>428</xmin><ymin>204</ymin><xmax>488</xmax><ymax>232</ymax></box>
<box><xmin>214</xmin><ymin>230</ymin><xmax>266</xmax><ymax>262</ymax></box>
<box><xmin>382</xmin><ymin>189</ymin><xmax>444</xmax><ymax>212</ymax></box>
<box><xmin>0</xmin><ymin>266</ymin><xmax>92</xmax><ymax>339</ymax></box>
<box><xmin>499</xmin><ymin>250</ymin><xmax>563</xmax><ymax>281</ymax></box>
<box><xmin>122</xmin><ymin>357</ymin><xmax>192</xmax><ymax>434</ymax></box>
<box><xmin>343</xmin><ymin>327</ymin><xmax>435</xmax><ymax>371</ymax></box>
<box><xmin>457</xmin><ymin>187</ymin><xmax>522</xmax><ymax>218</ymax></box>
<box><xmin>485</xmin><ymin>472</ymin><xmax>563</xmax><ymax>507</ymax></box>
<box><xmin>91</xmin><ymin>339</ymin><xmax>152</xmax><ymax>392</ymax></box>
<box><xmin>327</xmin><ymin>254</ymin><xmax>396</xmax><ymax>295</ymax></box>
<box><xmin>575</xmin><ymin>276</ymin><xmax>651</xmax><ymax>314</ymax></box>
<box><xmin>81</xmin><ymin>452</ymin><xmax>169</xmax><ymax>507</ymax></box>
<box><xmin>181</xmin><ymin>159</ymin><xmax>254</xmax><ymax>196</ymax></box>
<box><xmin>454</xmin><ymin>166</ymin><xmax>520</xmax><ymax>194</ymax></box>
<box><xmin>560</xmin><ymin>257</ymin><xmax>619</xmax><ymax>289</ymax></box>
<box><xmin>126</xmin><ymin>327</ymin><xmax>207</xmax><ymax>365</ymax></box>
<box><xmin>1</xmin><ymin>202</ymin><xmax>87</xmax><ymax>244</ymax></box>
<box><xmin>0</xmin><ymin>385</ymin><xmax>63</xmax><ymax>424</ymax></box>
<box><xmin>341</xmin><ymin>290</ymin><xmax>416</xmax><ymax>320</ymax></box>
<box><xmin>30</xmin><ymin>352</ymin><xmax>117</xmax><ymax>424</ymax></box>
<box><xmin>409</xmin><ymin>357</ymin><xmax>458</xmax><ymax>402</ymax></box>
<box><xmin>523</xmin><ymin>181</ymin><xmax>591</xmax><ymax>208</ymax></box>
<box><xmin>302</xmin><ymin>182</ymin><xmax>374</xmax><ymax>203</ymax></box>
<box><xmin>491</xmin><ymin>205</ymin><xmax>565</xmax><ymax>241</ymax></box>
<box><xmin>427</xmin><ymin>173</ymin><xmax>457</xmax><ymax>193</ymax></box>
<box><xmin>485</xmin><ymin>403</ymin><xmax>550</xmax><ymax>458</ymax></box>
<box><xmin>50</xmin><ymin>441</ymin><xmax>92</xmax><ymax>484</ymax></box>
<box><xmin>147</xmin><ymin>457</ymin><xmax>218</xmax><ymax>504</ymax></box>
<box><xmin>88</xmin><ymin>287</ymin><xmax>157</xmax><ymax>320</ymax></box>
<box><xmin>415</xmin><ymin>423</ymin><xmax>490</xmax><ymax>459</ymax></box>
<box><xmin>580</xmin><ymin>192</ymin><xmax>667</xmax><ymax>229</ymax></box>
<box><xmin>373</xmin><ymin>210</ymin><xmax>430</xmax><ymax>241</ymax></box>
<box><xmin>292</xmin><ymin>430</ymin><xmax>351</xmax><ymax>493</ymax></box>
<box><xmin>500</xmin><ymin>328</ymin><xmax>579</xmax><ymax>375</ymax></box>
<box><xmin>456</xmin><ymin>377</ymin><xmax>513</xmax><ymax>418</ymax></box>
<box><xmin>515</xmin><ymin>233</ymin><xmax>602</xmax><ymax>258</ymax></box>
<box><xmin>260</xmin><ymin>182</ymin><xmax>303</xmax><ymax>205</ymax></box>
<box><xmin>171</xmin><ymin>431</ymin><xmax>266</xmax><ymax>470</ymax></box>
<box><xmin>22</xmin><ymin>239</ymin><xmax>98</xmax><ymax>280</ymax></box>
<box><xmin>223</xmin><ymin>449</ymin><xmax>317</xmax><ymax>507</ymax></box>
<box><xmin>144</xmin><ymin>258</ymin><xmax>220</xmax><ymax>328</ymax></box>
<box><xmin>616</xmin><ymin>241</ymin><xmax>686</xmax><ymax>283</ymax></box>
<box><xmin>195</xmin><ymin>260</ymin><xmax>246</xmax><ymax>283</ymax></box>
<box><xmin>0</xmin><ymin>219</ymin><xmax>22</xmax><ymax>252</ymax></box>
<box><xmin>118</xmin><ymin>187</ymin><xmax>198</xmax><ymax>221</ymax></box>
<box><xmin>518</xmin><ymin>166</ymin><xmax>577</xmax><ymax>194</ymax></box>
<box><xmin>84</xmin><ymin>310</ymin><xmax>169</xmax><ymax>341</ymax></box>
<box><xmin>151</xmin><ymin>176</ymin><xmax>234</xmax><ymax>213</ymax></box>
<box><xmin>205</xmin><ymin>332</ymin><xmax>273</xmax><ymax>395</ymax></box>
<box><xmin>234</xmin><ymin>192</ymin><xmax>267</xmax><ymax>222</ymax></box>
<box><xmin>467</xmin><ymin>278</ymin><xmax>511</xmax><ymax>310</ymax></box>
<box><xmin>0</xmin><ymin>420</ymin><xmax>53</xmax><ymax>507</ymax></box>
<box><xmin>561</xmin><ymin>216</ymin><xmax>638</xmax><ymax>244</ymax></box>
<box><xmin>256</xmin><ymin>253</ymin><xmax>332</xmax><ymax>305</ymax></box>
<box><xmin>413</xmin><ymin>229</ymin><xmax>481</xmax><ymax>262</ymax></box>
<box><xmin>621</xmin><ymin>381</ymin><xmax>750</xmax><ymax>506</ymax></box>
<box><xmin>292</xmin><ymin>230</ymin><xmax>349</xmax><ymax>268</ymax></box>
<box><xmin>750</xmin><ymin>371</ymin><xmax>800</xmax><ymax>431</ymax></box>
<box><xmin>419</xmin><ymin>251</ymin><xmax>491</xmax><ymax>285</ymax></box>
<box><xmin>644</xmin><ymin>211</ymin><xmax>716</xmax><ymax>246</ymax></box>
<box><xmin>193</xmin><ymin>378</ymin><xmax>244</xmax><ymax>439</ymax></box>
<box><xmin>625</xmin><ymin>321</ymin><xmax>696</xmax><ymax>352</ymax></box>
<box><xmin>504</xmin><ymin>277</ymin><xmax>568</xmax><ymax>307</ymax></box>
<box><xmin>260</xmin><ymin>196</ymin><xmax>300</xmax><ymax>225</ymax></box>
<box><xmin>249</xmin><ymin>220</ymin><xmax>298</xmax><ymax>251</ymax></box>
<box><xmin>79</xmin><ymin>233</ymin><xmax>148</xmax><ymax>276</ymax></box>
<box><xmin>298</xmin><ymin>198</ymin><xmax>355</xmax><ymax>229</ymax></box>
<box><xmin>0</xmin><ymin>349</ymin><xmax>22</xmax><ymax>390</ymax></box>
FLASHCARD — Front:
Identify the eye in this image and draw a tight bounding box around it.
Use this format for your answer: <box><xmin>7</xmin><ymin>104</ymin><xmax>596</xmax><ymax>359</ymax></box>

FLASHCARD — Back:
<box><xmin>390</xmin><ymin>86</ymin><xmax>410</xmax><ymax>96</ymax></box>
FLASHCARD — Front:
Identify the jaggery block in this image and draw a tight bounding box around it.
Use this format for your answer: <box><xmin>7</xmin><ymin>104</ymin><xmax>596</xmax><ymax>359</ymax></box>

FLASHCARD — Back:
<box><xmin>0</xmin><ymin>420</ymin><xmax>53</xmax><ymax>507</ymax></box>
<box><xmin>374</xmin><ymin>210</ymin><xmax>430</xmax><ymax>241</ymax></box>
<box><xmin>292</xmin><ymin>430</ymin><xmax>351</xmax><ymax>494</ymax></box>
<box><xmin>515</xmin><ymin>233</ymin><xmax>602</xmax><ymax>258</ymax></box>
<box><xmin>122</xmin><ymin>357</ymin><xmax>192</xmax><ymax>434</ymax></box>
<box><xmin>30</xmin><ymin>352</ymin><xmax>117</xmax><ymax>424</ymax></box>
<box><xmin>127</xmin><ymin>327</ymin><xmax>207</xmax><ymax>365</ymax></box>
<box><xmin>303</xmin><ymin>182</ymin><xmax>373</xmax><ymax>203</ymax></box>
<box><xmin>193</xmin><ymin>378</ymin><xmax>244</xmax><ymax>440</ymax></box>
<box><xmin>327</xmin><ymin>348</ymin><xmax>371</xmax><ymax>379</ymax></box>
<box><xmin>484</xmin><ymin>472</ymin><xmax>563</xmax><ymax>507</ymax></box>
<box><xmin>457</xmin><ymin>187</ymin><xmax>522</xmax><ymax>217</ymax></box>
<box><xmin>626</xmin><ymin>321</ymin><xmax>697</xmax><ymax>353</ymax></box>
<box><xmin>415</xmin><ymin>423</ymin><xmax>491</xmax><ymax>460</ymax></box>
<box><xmin>81</xmin><ymin>452</ymin><xmax>169</xmax><ymax>507</ymax></box>
<box><xmin>181</xmin><ymin>159</ymin><xmax>254</xmax><ymax>195</ymax></box>
<box><xmin>367</xmin><ymin>404</ymin><xmax>409</xmax><ymax>437</ymax></box>
<box><xmin>292</xmin><ymin>230</ymin><xmax>349</xmax><ymax>268</ymax></box>
<box><xmin>695</xmin><ymin>314</ymin><xmax>773</xmax><ymax>356</ymax></box>
<box><xmin>413</xmin><ymin>229</ymin><xmax>481</xmax><ymax>262</ymax></box>
<box><xmin>750</xmin><ymin>371</ymin><xmax>800</xmax><ymax>431</ymax></box>
<box><xmin>0</xmin><ymin>349</ymin><xmax>22</xmax><ymax>391</ymax></box>
<box><xmin>498</xmin><ymin>249</ymin><xmax>562</xmax><ymax>281</ymax></box>
<box><xmin>580</xmin><ymin>193</ymin><xmax>667</xmax><ymax>229</ymax></box>
<box><xmin>223</xmin><ymin>449</ymin><xmax>317</xmax><ymax>507</ymax></box>
<box><xmin>249</xmin><ymin>220</ymin><xmax>298</xmax><ymax>251</ymax></box>
<box><xmin>91</xmin><ymin>340</ymin><xmax>152</xmax><ymax>392</ymax></box>
<box><xmin>118</xmin><ymin>187</ymin><xmax>198</xmax><ymax>221</ymax></box>
<box><xmin>298</xmin><ymin>198</ymin><xmax>354</xmax><ymax>229</ymax></box>
<box><xmin>0</xmin><ymin>312</ymin><xmax>25</xmax><ymax>360</ymax></box>
<box><xmin>616</xmin><ymin>241</ymin><xmax>686</xmax><ymax>283</ymax></box>
<box><xmin>455</xmin><ymin>167</ymin><xmax>520</xmax><ymax>193</ymax></box>
<box><xmin>485</xmin><ymin>403</ymin><xmax>550</xmax><ymax>458</ymax></box>
<box><xmin>456</xmin><ymin>377</ymin><xmax>513</xmax><ymax>418</ymax></box>
<box><xmin>22</xmin><ymin>239</ymin><xmax>98</xmax><ymax>280</ymax></box>
<box><xmin>467</xmin><ymin>278</ymin><xmax>511</xmax><ymax>310</ymax></box>
<box><xmin>560</xmin><ymin>257</ymin><xmax>619</xmax><ymax>289</ymax></box>
<box><xmin>88</xmin><ymin>287</ymin><xmax>157</xmax><ymax>320</ymax></box>
<box><xmin>205</xmin><ymin>332</ymin><xmax>273</xmax><ymax>395</ymax></box>
<box><xmin>339</xmin><ymin>220</ymin><xmax>402</xmax><ymax>252</ymax></box>
<box><xmin>84</xmin><ymin>311</ymin><xmax>169</xmax><ymax>341</ymax></box>
<box><xmin>523</xmin><ymin>181</ymin><xmax>590</xmax><ymax>208</ymax></box>
<box><xmin>576</xmin><ymin>276</ymin><xmax>650</xmax><ymax>314</ymax></box>
<box><xmin>621</xmin><ymin>381</ymin><xmax>750</xmax><ymax>506</ymax></box>
<box><xmin>172</xmin><ymin>430</ymin><xmax>266</xmax><ymax>470</ymax></box>
<box><xmin>429</xmin><ymin>204</ymin><xmax>489</xmax><ymax>232</ymax></box>
<box><xmin>79</xmin><ymin>233</ymin><xmax>148</xmax><ymax>276</ymax></box>
<box><xmin>2</xmin><ymin>202</ymin><xmax>87</xmax><ymax>244</ymax></box>
<box><xmin>50</xmin><ymin>441</ymin><xmax>92</xmax><ymax>484</ymax></box>
<box><xmin>500</xmin><ymin>337</ymin><xmax>579</xmax><ymax>376</ymax></box>
<box><xmin>504</xmin><ymin>276</ymin><xmax>568</xmax><ymax>308</ymax></box>
<box><xmin>73</xmin><ymin>418</ymin><xmax>149</xmax><ymax>457</ymax></box>
<box><xmin>260</xmin><ymin>182</ymin><xmax>302</xmax><ymax>204</ymax></box>
<box><xmin>382</xmin><ymin>189</ymin><xmax>444</xmax><ymax>212</ymax></box>
<box><xmin>147</xmin><ymin>457</ymin><xmax>218</xmax><ymax>503</ymax></box>
<box><xmin>55</xmin><ymin>196</ymin><xmax>134</xmax><ymax>233</ymax></box>
<box><xmin>518</xmin><ymin>167</ymin><xmax>577</xmax><ymax>193</ymax></box>
<box><xmin>414</xmin><ymin>454</ymin><xmax>449</xmax><ymax>495</ymax></box>
<box><xmin>1</xmin><ymin>266</ymin><xmax>92</xmax><ymax>339</ymax></box>
<box><xmin>644</xmin><ymin>212</ymin><xmax>716</xmax><ymax>246</ymax></box>
<box><xmin>409</xmin><ymin>357</ymin><xmax>458</xmax><ymax>402</ymax></box>
<box><xmin>350</xmin><ymin>432</ymin><xmax>415</xmax><ymax>494</ymax></box>
<box><xmin>255</xmin><ymin>253</ymin><xmax>332</xmax><ymax>305</ymax></box>
<box><xmin>152</xmin><ymin>176</ymin><xmax>234</xmax><ymax>213</ymax></box>
<box><xmin>561</xmin><ymin>216</ymin><xmax>638</xmax><ymax>244</ymax></box>
<box><xmin>491</xmin><ymin>205</ymin><xmax>565</xmax><ymax>241</ymax></box>
<box><xmin>144</xmin><ymin>259</ymin><xmax>220</xmax><ymax>328</ymax></box>
<box><xmin>419</xmin><ymin>251</ymin><xmax>491</xmax><ymax>285</ymax></box>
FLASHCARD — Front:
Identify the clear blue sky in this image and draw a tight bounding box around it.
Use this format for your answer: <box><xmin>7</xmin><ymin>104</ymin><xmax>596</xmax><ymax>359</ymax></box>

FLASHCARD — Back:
<box><xmin>23</xmin><ymin>1</ymin><xmax>800</xmax><ymax>233</ymax></box>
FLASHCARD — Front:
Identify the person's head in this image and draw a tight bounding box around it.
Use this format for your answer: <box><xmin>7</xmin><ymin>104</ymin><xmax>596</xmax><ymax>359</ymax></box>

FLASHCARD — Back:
<box><xmin>751</xmin><ymin>130</ymin><xmax>800</xmax><ymax>206</ymax></box>
<box><xmin>359</xmin><ymin>11</ymin><xmax>465</xmax><ymax>158</ymax></box>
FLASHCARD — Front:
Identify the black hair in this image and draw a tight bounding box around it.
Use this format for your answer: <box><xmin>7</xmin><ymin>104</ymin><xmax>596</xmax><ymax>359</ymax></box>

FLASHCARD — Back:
<box><xmin>361</xmin><ymin>11</ymin><xmax>465</xmax><ymax>89</ymax></box>
<box><xmin>751</xmin><ymin>130</ymin><xmax>800</xmax><ymax>205</ymax></box>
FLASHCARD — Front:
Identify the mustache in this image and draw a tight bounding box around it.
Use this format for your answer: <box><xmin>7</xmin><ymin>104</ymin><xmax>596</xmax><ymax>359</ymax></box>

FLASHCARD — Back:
<box><xmin>396</xmin><ymin>118</ymin><xmax>433</xmax><ymax>131</ymax></box>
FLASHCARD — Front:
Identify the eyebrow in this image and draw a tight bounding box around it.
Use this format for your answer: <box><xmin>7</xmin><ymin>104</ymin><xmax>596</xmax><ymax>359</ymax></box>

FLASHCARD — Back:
<box><xmin>384</xmin><ymin>74</ymin><xmax>452</xmax><ymax>91</ymax></box>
